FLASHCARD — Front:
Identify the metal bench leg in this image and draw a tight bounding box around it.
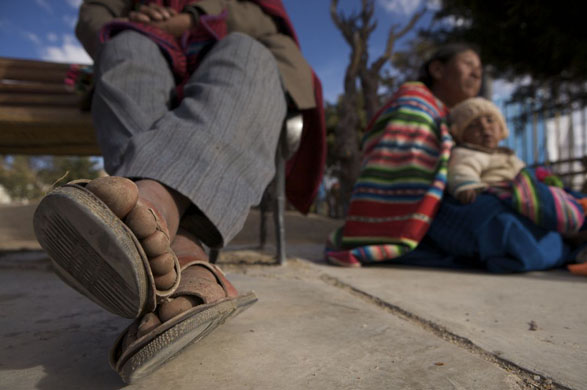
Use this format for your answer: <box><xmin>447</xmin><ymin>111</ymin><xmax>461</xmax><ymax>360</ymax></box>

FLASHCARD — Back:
<box><xmin>209</xmin><ymin>248</ymin><xmax>219</xmax><ymax>264</ymax></box>
<box><xmin>259</xmin><ymin>191</ymin><xmax>268</xmax><ymax>249</ymax></box>
<box><xmin>273</xmin><ymin>127</ymin><xmax>287</xmax><ymax>265</ymax></box>
<box><xmin>213</xmin><ymin>122</ymin><xmax>289</xmax><ymax>266</ymax></box>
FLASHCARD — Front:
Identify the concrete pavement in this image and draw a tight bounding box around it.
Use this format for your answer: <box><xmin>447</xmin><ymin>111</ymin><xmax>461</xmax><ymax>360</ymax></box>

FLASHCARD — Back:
<box><xmin>0</xmin><ymin>206</ymin><xmax>586</xmax><ymax>389</ymax></box>
<box><xmin>322</xmin><ymin>264</ymin><xmax>587</xmax><ymax>389</ymax></box>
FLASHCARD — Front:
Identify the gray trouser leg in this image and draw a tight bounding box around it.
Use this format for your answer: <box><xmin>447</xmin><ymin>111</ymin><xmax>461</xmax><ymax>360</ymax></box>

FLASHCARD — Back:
<box><xmin>92</xmin><ymin>31</ymin><xmax>287</xmax><ymax>246</ymax></box>
<box><xmin>92</xmin><ymin>31</ymin><xmax>176</xmax><ymax>171</ymax></box>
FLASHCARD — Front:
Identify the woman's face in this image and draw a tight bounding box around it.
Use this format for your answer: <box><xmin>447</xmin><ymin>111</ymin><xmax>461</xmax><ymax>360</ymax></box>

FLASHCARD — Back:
<box><xmin>431</xmin><ymin>50</ymin><xmax>482</xmax><ymax>107</ymax></box>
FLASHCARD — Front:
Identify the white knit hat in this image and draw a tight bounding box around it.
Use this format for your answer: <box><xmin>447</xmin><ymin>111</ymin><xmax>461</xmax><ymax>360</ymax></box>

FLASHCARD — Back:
<box><xmin>449</xmin><ymin>97</ymin><xmax>509</xmax><ymax>143</ymax></box>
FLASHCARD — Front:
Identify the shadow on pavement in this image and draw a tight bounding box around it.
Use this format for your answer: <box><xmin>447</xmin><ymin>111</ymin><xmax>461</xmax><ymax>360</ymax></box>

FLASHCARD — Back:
<box><xmin>0</xmin><ymin>266</ymin><xmax>128</xmax><ymax>390</ymax></box>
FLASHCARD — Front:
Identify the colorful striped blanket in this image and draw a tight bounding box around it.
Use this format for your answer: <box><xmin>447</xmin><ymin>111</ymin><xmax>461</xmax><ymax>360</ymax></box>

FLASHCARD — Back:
<box><xmin>490</xmin><ymin>168</ymin><xmax>584</xmax><ymax>233</ymax></box>
<box><xmin>326</xmin><ymin>82</ymin><xmax>451</xmax><ymax>267</ymax></box>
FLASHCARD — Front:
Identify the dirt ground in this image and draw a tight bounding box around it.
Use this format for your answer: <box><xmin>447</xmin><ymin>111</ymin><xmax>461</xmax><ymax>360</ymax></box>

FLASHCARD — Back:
<box><xmin>231</xmin><ymin>208</ymin><xmax>341</xmax><ymax>245</ymax></box>
<box><xmin>0</xmin><ymin>202</ymin><xmax>342</xmax><ymax>254</ymax></box>
<box><xmin>0</xmin><ymin>202</ymin><xmax>40</xmax><ymax>251</ymax></box>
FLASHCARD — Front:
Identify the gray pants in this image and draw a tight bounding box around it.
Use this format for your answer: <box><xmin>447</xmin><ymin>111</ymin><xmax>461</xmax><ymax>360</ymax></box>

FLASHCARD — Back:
<box><xmin>92</xmin><ymin>31</ymin><xmax>287</xmax><ymax>247</ymax></box>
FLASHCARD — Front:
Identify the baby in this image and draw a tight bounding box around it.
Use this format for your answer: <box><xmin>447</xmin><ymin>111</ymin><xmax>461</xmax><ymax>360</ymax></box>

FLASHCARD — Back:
<box><xmin>448</xmin><ymin>97</ymin><xmax>525</xmax><ymax>204</ymax></box>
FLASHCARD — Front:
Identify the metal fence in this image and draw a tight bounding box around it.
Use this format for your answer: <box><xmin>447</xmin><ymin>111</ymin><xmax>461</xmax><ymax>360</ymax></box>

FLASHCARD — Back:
<box><xmin>498</xmin><ymin>99</ymin><xmax>587</xmax><ymax>192</ymax></box>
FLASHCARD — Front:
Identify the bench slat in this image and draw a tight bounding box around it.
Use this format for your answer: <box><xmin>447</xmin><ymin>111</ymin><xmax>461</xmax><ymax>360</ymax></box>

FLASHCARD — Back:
<box><xmin>0</xmin><ymin>81</ymin><xmax>71</xmax><ymax>94</ymax></box>
<box><xmin>0</xmin><ymin>106</ymin><xmax>92</xmax><ymax>124</ymax></box>
<box><xmin>0</xmin><ymin>144</ymin><xmax>100</xmax><ymax>156</ymax></box>
<box><xmin>0</xmin><ymin>57</ymin><xmax>72</xmax><ymax>72</ymax></box>
<box><xmin>0</xmin><ymin>58</ymin><xmax>73</xmax><ymax>84</ymax></box>
<box><xmin>0</xmin><ymin>118</ymin><xmax>99</xmax><ymax>156</ymax></box>
<box><xmin>0</xmin><ymin>67</ymin><xmax>68</xmax><ymax>84</ymax></box>
<box><xmin>0</xmin><ymin>93</ymin><xmax>80</xmax><ymax>106</ymax></box>
<box><xmin>0</xmin><ymin>57</ymin><xmax>98</xmax><ymax>156</ymax></box>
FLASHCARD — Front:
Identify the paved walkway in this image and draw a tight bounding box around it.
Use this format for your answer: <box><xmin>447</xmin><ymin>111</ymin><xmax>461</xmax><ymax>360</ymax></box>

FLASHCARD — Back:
<box><xmin>0</xmin><ymin>206</ymin><xmax>586</xmax><ymax>389</ymax></box>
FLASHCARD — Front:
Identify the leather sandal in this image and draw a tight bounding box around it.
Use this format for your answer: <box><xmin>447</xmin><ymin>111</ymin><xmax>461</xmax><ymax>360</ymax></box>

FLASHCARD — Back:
<box><xmin>109</xmin><ymin>261</ymin><xmax>257</xmax><ymax>384</ymax></box>
<box><xmin>33</xmin><ymin>179</ymin><xmax>181</xmax><ymax>318</ymax></box>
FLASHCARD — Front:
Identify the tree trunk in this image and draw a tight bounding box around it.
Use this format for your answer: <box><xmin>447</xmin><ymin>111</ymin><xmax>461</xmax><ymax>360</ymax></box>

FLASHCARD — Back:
<box><xmin>360</xmin><ymin>68</ymin><xmax>380</xmax><ymax>122</ymax></box>
<box><xmin>330</xmin><ymin>0</ymin><xmax>366</xmax><ymax>214</ymax></box>
<box><xmin>333</xmin><ymin>93</ymin><xmax>362</xmax><ymax>215</ymax></box>
<box><xmin>330</xmin><ymin>0</ymin><xmax>425</xmax><ymax>213</ymax></box>
<box><xmin>332</xmin><ymin>45</ymin><xmax>362</xmax><ymax>214</ymax></box>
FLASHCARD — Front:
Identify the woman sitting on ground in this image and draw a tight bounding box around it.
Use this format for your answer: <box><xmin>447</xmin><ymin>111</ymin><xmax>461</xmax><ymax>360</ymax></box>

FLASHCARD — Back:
<box><xmin>326</xmin><ymin>45</ymin><xmax>587</xmax><ymax>276</ymax></box>
<box><xmin>326</xmin><ymin>43</ymin><xmax>483</xmax><ymax>267</ymax></box>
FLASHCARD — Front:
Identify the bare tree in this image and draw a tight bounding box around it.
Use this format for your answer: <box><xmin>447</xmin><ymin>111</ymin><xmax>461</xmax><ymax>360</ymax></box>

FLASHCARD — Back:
<box><xmin>359</xmin><ymin>5</ymin><xmax>426</xmax><ymax>121</ymax></box>
<box><xmin>330</xmin><ymin>0</ymin><xmax>425</xmax><ymax>211</ymax></box>
<box><xmin>330</xmin><ymin>0</ymin><xmax>367</xmax><ymax>213</ymax></box>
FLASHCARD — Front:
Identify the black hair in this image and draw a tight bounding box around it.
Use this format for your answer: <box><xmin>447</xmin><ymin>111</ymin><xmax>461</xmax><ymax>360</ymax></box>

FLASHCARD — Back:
<box><xmin>418</xmin><ymin>43</ymin><xmax>480</xmax><ymax>88</ymax></box>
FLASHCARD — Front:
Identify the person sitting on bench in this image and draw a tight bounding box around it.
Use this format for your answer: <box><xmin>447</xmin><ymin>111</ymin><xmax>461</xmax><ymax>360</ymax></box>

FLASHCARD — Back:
<box><xmin>33</xmin><ymin>0</ymin><xmax>325</xmax><ymax>382</ymax></box>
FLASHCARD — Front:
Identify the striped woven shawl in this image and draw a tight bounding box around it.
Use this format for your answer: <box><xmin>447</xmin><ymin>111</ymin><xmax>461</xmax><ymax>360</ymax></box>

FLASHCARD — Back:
<box><xmin>326</xmin><ymin>82</ymin><xmax>451</xmax><ymax>266</ymax></box>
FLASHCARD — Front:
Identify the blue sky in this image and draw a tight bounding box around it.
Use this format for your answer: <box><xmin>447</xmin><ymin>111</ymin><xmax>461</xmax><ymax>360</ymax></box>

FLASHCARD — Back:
<box><xmin>0</xmin><ymin>0</ymin><xmax>439</xmax><ymax>103</ymax></box>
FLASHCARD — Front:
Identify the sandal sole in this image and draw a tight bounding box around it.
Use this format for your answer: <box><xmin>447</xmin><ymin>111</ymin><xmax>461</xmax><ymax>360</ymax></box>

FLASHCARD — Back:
<box><xmin>115</xmin><ymin>291</ymin><xmax>257</xmax><ymax>384</ymax></box>
<box><xmin>34</xmin><ymin>184</ymin><xmax>152</xmax><ymax>318</ymax></box>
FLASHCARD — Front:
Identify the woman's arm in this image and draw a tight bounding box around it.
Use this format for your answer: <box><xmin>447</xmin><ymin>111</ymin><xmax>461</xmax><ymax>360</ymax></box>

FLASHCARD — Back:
<box><xmin>220</xmin><ymin>0</ymin><xmax>315</xmax><ymax>110</ymax></box>
<box><xmin>75</xmin><ymin>0</ymin><xmax>132</xmax><ymax>59</ymax></box>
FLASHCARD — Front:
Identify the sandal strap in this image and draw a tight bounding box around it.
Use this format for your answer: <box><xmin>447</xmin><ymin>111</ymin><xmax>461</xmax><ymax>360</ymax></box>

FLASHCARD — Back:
<box><xmin>173</xmin><ymin>268</ymin><xmax>225</xmax><ymax>303</ymax></box>
<box><xmin>176</xmin><ymin>260</ymin><xmax>239</xmax><ymax>299</ymax></box>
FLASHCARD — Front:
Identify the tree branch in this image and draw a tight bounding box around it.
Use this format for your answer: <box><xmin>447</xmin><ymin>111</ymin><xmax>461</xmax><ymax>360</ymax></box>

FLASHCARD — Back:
<box><xmin>330</xmin><ymin>0</ymin><xmax>359</xmax><ymax>45</ymax></box>
<box><xmin>348</xmin><ymin>31</ymin><xmax>363</xmax><ymax>81</ymax></box>
<box><xmin>371</xmin><ymin>7</ymin><xmax>426</xmax><ymax>73</ymax></box>
<box><xmin>395</xmin><ymin>7</ymin><xmax>426</xmax><ymax>41</ymax></box>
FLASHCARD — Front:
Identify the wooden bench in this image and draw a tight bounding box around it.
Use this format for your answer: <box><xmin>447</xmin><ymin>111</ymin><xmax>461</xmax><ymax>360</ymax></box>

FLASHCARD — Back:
<box><xmin>0</xmin><ymin>56</ymin><xmax>293</xmax><ymax>264</ymax></box>
<box><xmin>0</xmin><ymin>57</ymin><xmax>98</xmax><ymax>155</ymax></box>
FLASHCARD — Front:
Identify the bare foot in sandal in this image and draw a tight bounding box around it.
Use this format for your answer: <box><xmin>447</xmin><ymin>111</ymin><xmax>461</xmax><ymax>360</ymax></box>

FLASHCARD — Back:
<box><xmin>34</xmin><ymin>176</ymin><xmax>188</xmax><ymax>318</ymax></box>
<box><xmin>111</xmin><ymin>228</ymin><xmax>256</xmax><ymax>383</ymax></box>
<box><xmin>135</xmin><ymin>228</ymin><xmax>224</xmax><ymax>337</ymax></box>
<box><xmin>86</xmin><ymin>176</ymin><xmax>189</xmax><ymax>291</ymax></box>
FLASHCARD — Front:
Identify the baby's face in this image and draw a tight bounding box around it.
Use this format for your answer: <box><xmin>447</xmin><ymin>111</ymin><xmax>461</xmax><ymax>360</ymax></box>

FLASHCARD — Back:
<box><xmin>461</xmin><ymin>114</ymin><xmax>501</xmax><ymax>149</ymax></box>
